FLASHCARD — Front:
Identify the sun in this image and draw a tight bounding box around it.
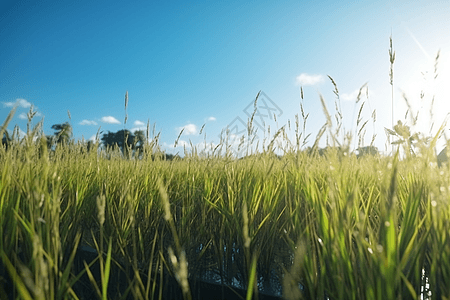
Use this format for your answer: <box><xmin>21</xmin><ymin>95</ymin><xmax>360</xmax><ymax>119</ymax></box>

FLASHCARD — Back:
<box><xmin>397</xmin><ymin>50</ymin><xmax>450</xmax><ymax>139</ymax></box>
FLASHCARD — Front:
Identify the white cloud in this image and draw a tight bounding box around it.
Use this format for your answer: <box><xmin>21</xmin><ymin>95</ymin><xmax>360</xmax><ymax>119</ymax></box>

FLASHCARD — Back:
<box><xmin>196</xmin><ymin>141</ymin><xmax>217</xmax><ymax>151</ymax></box>
<box><xmin>79</xmin><ymin>120</ymin><xmax>98</xmax><ymax>126</ymax></box>
<box><xmin>342</xmin><ymin>91</ymin><xmax>359</xmax><ymax>102</ymax></box>
<box><xmin>20</xmin><ymin>129</ymin><xmax>27</xmax><ymax>138</ymax></box>
<box><xmin>101</xmin><ymin>116</ymin><xmax>120</xmax><ymax>124</ymax></box>
<box><xmin>134</xmin><ymin>120</ymin><xmax>145</xmax><ymax>126</ymax></box>
<box><xmin>17</xmin><ymin>111</ymin><xmax>42</xmax><ymax>120</ymax></box>
<box><xmin>3</xmin><ymin>99</ymin><xmax>43</xmax><ymax>120</ymax></box>
<box><xmin>341</xmin><ymin>88</ymin><xmax>372</xmax><ymax>102</ymax></box>
<box><xmin>177</xmin><ymin>124</ymin><xmax>197</xmax><ymax>135</ymax></box>
<box><xmin>17</xmin><ymin>99</ymin><xmax>32</xmax><ymax>108</ymax></box>
<box><xmin>177</xmin><ymin>140</ymin><xmax>189</xmax><ymax>147</ymax></box>
<box><xmin>166</xmin><ymin>139</ymin><xmax>189</xmax><ymax>148</ymax></box>
<box><xmin>4</xmin><ymin>128</ymin><xmax>27</xmax><ymax>139</ymax></box>
<box><xmin>131</xmin><ymin>127</ymin><xmax>147</xmax><ymax>133</ymax></box>
<box><xmin>208</xmin><ymin>116</ymin><xmax>216</xmax><ymax>121</ymax></box>
<box><xmin>3</xmin><ymin>98</ymin><xmax>32</xmax><ymax>108</ymax></box>
<box><xmin>296</xmin><ymin>73</ymin><xmax>324</xmax><ymax>86</ymax></box>
<box><xmin>88</xmin><ymin>134</ymin><xmax>102</xmax><ymax>143</ymax></box>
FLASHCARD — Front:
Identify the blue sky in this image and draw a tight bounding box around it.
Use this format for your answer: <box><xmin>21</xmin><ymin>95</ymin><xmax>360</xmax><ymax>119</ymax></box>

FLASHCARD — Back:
<box><xmin>2</xmin><ymin>0</ymin><xmax>450</xmax><ymax>155</ymax></box>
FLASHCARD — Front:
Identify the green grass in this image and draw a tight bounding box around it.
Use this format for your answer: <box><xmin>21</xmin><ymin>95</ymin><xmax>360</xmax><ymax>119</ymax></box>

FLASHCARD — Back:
<box><xmin>2</xmin><ymin>130</ymin><xmax>450</xmax><ymax>299</ymax></box>
<box><xmin>1</xmin><ymin>39</ymin><xmax>450</xmax><ymax>300</ymax></box>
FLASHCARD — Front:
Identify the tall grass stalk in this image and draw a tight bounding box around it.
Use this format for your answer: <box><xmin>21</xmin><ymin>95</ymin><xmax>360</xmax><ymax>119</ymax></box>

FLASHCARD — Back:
<box><xmin>2</xmin><ymin>36</ymin><xmax>450</xmax><ymax>300</ymax></box>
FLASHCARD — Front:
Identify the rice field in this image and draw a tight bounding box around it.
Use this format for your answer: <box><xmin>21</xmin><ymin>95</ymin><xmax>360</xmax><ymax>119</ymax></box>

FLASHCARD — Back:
<box><xmin>2</xmin><ymin>42</ymin><xmax>450</xmax><ymax>300</ymax></box>
<box><xmin>2</xmin><ymin>111</ymin><xmax>450</xmax><ymax>300</ymax></box>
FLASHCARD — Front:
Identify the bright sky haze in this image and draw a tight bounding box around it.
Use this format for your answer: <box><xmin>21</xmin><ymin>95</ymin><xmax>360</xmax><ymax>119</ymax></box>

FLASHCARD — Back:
<box><xmin>2</xmin><ymin>0</ymin><xmax>450</xmax><ymax>155</ymax></box>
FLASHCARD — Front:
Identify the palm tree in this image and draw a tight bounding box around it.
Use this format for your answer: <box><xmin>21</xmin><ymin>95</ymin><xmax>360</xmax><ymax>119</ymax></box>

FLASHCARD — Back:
<box><xmin>51</xmin><ymin>122</ymin><xmax>72</xmax><ymax>145</ymax></box>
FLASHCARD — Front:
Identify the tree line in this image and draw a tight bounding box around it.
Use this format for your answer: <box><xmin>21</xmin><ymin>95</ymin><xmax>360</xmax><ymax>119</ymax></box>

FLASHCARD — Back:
<box><xmin>1</xmin><ymin>122</ymin><xmax>182</xmax><ymax>160</ymax></box>
<box><xmin>1</xmin><ymin>121</ymin><xmax>386</xmax><ymax>160</ymax></box>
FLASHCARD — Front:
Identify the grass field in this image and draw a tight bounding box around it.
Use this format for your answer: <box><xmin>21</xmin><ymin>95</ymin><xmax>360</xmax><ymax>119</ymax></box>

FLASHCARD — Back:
<box><xmin>2</xmin><ymin>41</ymin><xmax>450</xmax><ymax>300</ymax></box>
<box><xmin>2</xmin><ymin>113</ymin><xmax>450</xmax><ymax>300</ymax></box>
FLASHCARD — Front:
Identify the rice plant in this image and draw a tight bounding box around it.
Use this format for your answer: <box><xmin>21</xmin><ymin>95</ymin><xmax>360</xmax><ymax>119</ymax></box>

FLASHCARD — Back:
<box><xmin>1</xmin><ymin>37</ymin><xmax>450</xmax><ymax>300</ymax></box>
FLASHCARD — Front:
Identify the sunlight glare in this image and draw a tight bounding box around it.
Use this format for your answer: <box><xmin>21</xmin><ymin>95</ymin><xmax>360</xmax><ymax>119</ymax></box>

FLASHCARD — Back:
<box><xmin>399</xmin><ymin>50</ymin><xmax>450</xmax><ymax>139</ymax></box>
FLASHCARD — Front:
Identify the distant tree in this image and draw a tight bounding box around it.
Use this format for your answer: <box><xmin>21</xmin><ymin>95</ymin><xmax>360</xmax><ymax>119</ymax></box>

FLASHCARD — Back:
<box><xmin>100</xmin><ymin>131</ymin><xmax>116</xmax><ymax>148</ymax></box>
<box><xmin>45</xmin><ymin>135</ymin><xmax>56</xmax><ymax>150</ymax></box>
<box><xmin>51</xmin><ymin>122</ymin><xmax>72</xmax><ymax>145</ymax></box>
<box><xmin>86</xmin><ymin>140</ymin><xmax>95</xmax><ymax>152</ymax></box>
<box><xmin>36</xmin><ymin>135</ymin><xmax>54</xmax><ymax>158</ymax></box>
<box><xmin>356</xmin><ymin>146</ymin><xmax>379</xmax><ymax>158</ymax></box>
<box><xmin>78</xmin><ymin>140</ymin><xmax>97</xmax><ymax>155</ymax></box>
<box><xmin>437</xmin><ymin>147</ymin><xmax>448</xmax><ymax>167</ymax></box>
<box><xmin>164</xmin><ymin>153</ymin><xmax>175</xmax><ymax>161</ymax></box>
<box><xmin>133</xmin><ymin>130</ymin><xmax>146</xmax><ymax>152</ymax></box>
<box><xmin>303</xmin><ymin>146</ymin><xmax>313</xmax><ymax>155</ymax></box>
<box><xmin>238</xmin><ymin>153</ymin><xmax>281</xmax><ymax>161</ymax></box>
<box><xmin>147</xmin><ymin>152</ymin><xmax>181</xmax><ymax>161</ymax></box>
<box><xmin>317</xmin><ymin>146</ymin><xmax>350</xmax><ymax>157</ymax></box>
<box><xmin>101</xmin><ymin>129</ymin><xmax>135</xmax><ymax>155</ymax></box>
<box><xmin>1</xmin><ymin>131</ymin><xmax>11</xmax><ymax>151</ymax></box>
<box><xmin>160</xmin><ymin>153</ymin><xmax>182</xmax><ymax>161</ymax></box>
